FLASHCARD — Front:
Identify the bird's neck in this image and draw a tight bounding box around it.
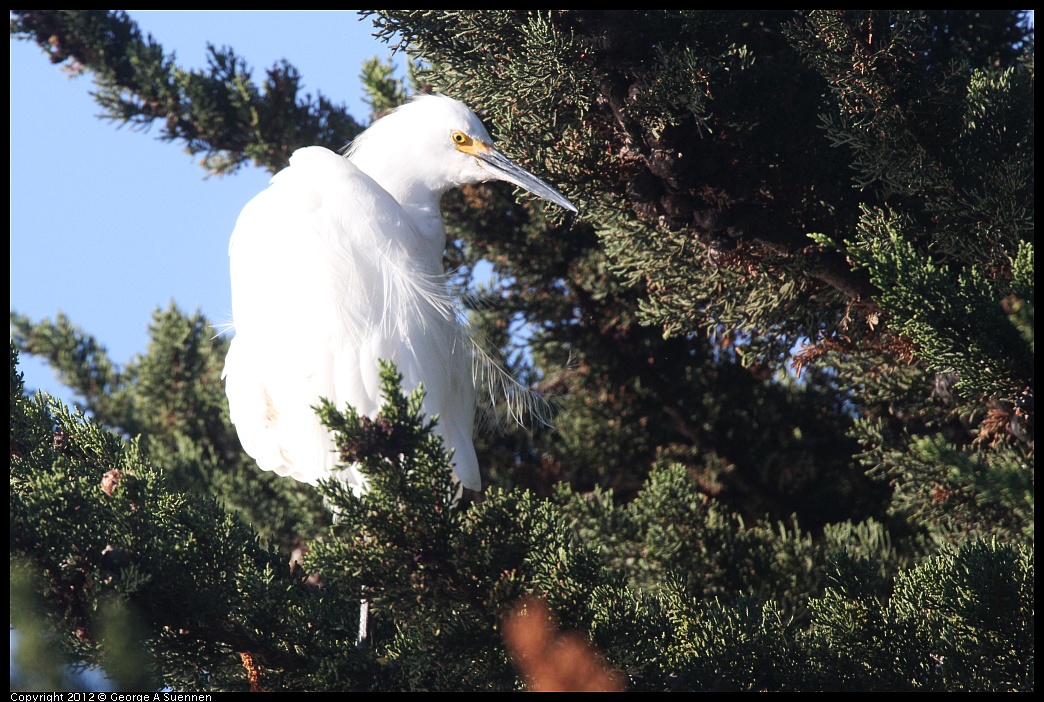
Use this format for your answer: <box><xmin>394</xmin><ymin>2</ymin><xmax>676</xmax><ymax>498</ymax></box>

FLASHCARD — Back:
<box><xmin>395</xmin><ymin>194</ymin><xmax>448</xmax><ymax>261</ymax></box>
<box><xmin>351</xmin><ymin>153</ymin><xmax>449</xmax><ymax>257</ymax></box>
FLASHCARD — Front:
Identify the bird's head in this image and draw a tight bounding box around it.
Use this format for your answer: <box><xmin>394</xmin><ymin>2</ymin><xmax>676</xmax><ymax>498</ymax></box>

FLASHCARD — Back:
<box><xmin>347</xmin><ymin>94</ymin><xmax>577</xmax><ymax>213</ymax></box>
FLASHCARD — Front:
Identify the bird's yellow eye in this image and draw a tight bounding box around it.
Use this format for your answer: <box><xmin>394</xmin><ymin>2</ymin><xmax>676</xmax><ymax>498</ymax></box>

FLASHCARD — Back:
<box><xmin>451</xmin><ymin>131</ymin><xmax>472</xmax><ymax>147</ymax></box>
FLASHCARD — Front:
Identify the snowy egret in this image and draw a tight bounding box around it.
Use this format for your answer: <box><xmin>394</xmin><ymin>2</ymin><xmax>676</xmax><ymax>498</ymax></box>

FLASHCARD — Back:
<box><xmin>223</xmin><ymin>94</ymin><xmax>576</xmax><ymax>495</ymax></box>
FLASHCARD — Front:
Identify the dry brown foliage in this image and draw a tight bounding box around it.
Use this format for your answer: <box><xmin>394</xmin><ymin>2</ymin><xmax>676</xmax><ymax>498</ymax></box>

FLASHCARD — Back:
<box><xmin>503</xmin><ymin>596</ymin><xmax>627</xmax><ymax>692</ymax></box>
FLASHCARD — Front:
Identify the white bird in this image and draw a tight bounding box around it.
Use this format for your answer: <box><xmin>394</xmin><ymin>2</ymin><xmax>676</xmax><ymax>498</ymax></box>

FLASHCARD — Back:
<box><xmin>222</xmin><ymin>94</ymin><xmax>576</xmax><ymax>495</ymax></box>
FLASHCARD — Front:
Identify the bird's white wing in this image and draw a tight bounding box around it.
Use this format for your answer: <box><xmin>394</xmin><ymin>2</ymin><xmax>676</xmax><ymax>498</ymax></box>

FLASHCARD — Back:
<box><xmin>223</xmin><ymin>146</ymin><xmax>479</xmax><ymax>491</ymax></box>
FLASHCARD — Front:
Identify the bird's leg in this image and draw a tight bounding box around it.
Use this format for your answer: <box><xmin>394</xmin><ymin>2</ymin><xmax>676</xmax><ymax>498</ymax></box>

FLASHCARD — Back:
<box><xmin>357</xmin><ymin>590</ymin><xmax>370</xmax><ymax>649</ymax></box>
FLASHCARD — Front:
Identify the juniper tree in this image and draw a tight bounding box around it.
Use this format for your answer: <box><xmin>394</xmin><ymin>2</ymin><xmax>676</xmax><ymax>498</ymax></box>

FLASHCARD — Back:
<box><xmin>10</xmin><ymin>10</ymin><xmax>1033</xmax><ymax>691</ymax></box>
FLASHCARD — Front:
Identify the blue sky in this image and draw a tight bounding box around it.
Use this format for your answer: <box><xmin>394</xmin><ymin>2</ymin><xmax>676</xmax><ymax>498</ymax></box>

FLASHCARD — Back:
<box><xmin>10</xmin><ymin>11</ymin><xmax>403</xmax><ymax>406</ymax></box>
